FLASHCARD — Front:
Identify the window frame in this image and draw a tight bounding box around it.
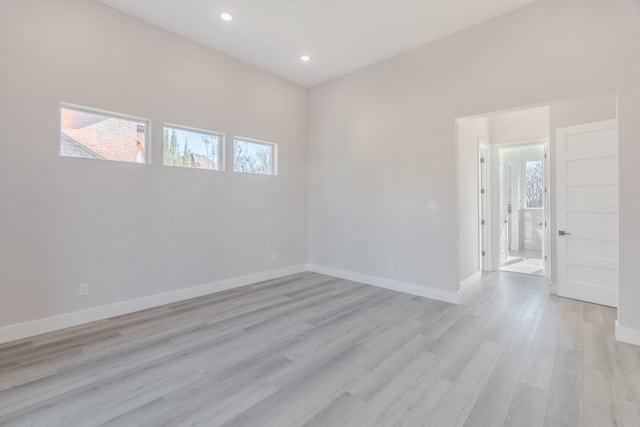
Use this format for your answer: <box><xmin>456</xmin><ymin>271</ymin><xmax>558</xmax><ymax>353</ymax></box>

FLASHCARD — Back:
<box><xmin>162</xmin><ymin>123</ymin><xmax>225</xmax><ymax>172</ymax></box>
<box><xmin>59</xmin><ymin>102</ymin><xmax>151</xmax><ymax>164</ymax></box>
<box><xmin>233</xmin><ymin>136</ymin><xmax>278</xmax><ymax>176</ymax></box>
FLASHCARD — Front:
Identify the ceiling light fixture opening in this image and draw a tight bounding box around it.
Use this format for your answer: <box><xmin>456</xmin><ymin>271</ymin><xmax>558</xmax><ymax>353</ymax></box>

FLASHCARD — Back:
<box><xmin>300</xmin><ymin>55</ymin><xmax>311</xmax><ymax>62</ymax></box>
<box><xmin>219</xmin><ymin>11</ymin><xmax>233</xmax><ymax>22</ymax></box>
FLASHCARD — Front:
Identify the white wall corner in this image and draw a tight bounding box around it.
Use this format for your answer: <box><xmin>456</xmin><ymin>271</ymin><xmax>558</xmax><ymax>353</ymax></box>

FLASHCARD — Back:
<box><xmin>308</xmin><ymin>264</ymin><xmax>458</xmax><ymax>304</ymax></box>
<box><xmin>616</xmin><ymin>321</ymin><xmax>640</xmax><ymax>347</ymax></box>
<box><xmin>457</xmin><ymin>271</ymin><xmax>485</xmax><ymax>305</ymax></box>
<box><xmin>0</xmin><ymin>264</ymin><xmax>308</xmax><ymax>345</ymax></box>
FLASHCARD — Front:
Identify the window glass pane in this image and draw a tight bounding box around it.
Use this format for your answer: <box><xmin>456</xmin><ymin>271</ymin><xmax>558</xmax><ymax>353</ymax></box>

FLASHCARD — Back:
<box><xmin>233</xmin><ymin>138</ymin><xmax>276</xmax><ymax>175</ymax></box>
<box><xmin>60</xmin><ymin>106</ymin><xmax>148</xmax><ymax>163</ymax></box>
<box><xmin>525</xmin><ymin>160</ymin><xmax>543</xmax><ymax>208</ymax></box>
<box><xmin>163</xmin><ymin>126</ymin><xmax>222</xmax><ymax>170</ymax></box>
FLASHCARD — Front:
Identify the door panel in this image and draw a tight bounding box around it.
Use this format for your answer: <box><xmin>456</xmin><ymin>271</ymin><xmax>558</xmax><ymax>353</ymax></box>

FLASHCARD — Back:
<box><xmin>567</xmin><ymin>185</ymin><xmax>616</xmax><ymax>203</ymax></box>
<box><xmin>566</xmin><ymin>212</ymin><xmax>616</xmax><ymax>231</ymax></box>
<box><xmin>567</xmin><ymin>239</ymin><xmax>616</xmax><ymax>259</ymax></box>
<box><xmin>556</xmin><ymin>120</ymin><xmax>618</xmax><ymax>307</ymax></box>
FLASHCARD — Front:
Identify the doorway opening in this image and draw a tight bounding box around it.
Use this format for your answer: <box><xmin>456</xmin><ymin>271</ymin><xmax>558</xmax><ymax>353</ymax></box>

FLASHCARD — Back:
<box><xmin>497</xmin><ymin>141</ymin><xmax>548</xmax><ymax>277</ymax></box>
<box><xmin>457</xmin><ymin>104</ymin><xmax>551</xmax><ymax>285</ymax></box>
<box><xmin>456</xmin><ymin>93</ymin><xmax>619</xmax><ymax>305</ymax></box>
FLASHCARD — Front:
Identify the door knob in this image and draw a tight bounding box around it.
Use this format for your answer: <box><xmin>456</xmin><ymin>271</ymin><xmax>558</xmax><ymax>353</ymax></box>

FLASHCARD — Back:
<box><xmin>558</xmin><ymin>230</ymin><xmax>571</xmax><ymax>236</ymax></box>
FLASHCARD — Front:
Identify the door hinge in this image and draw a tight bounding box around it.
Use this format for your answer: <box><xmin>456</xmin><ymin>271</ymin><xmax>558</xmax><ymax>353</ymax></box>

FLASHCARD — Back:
<box><xmin>480</xmin><ymin>157</ymin><xmax>485</xmax><ymax>163</ymax></box>
<box><xmin>481</xmin><ymin>189</ymin><xmax>486</xmax><ymax>194</ymax></box>
<box><xmin>544</xmin><ymin>154</ymin><xmax>548</xmax><ymax>159</ymax></box>
<box><xmin>481</xmin><ymin>220</ymin><xmax>486</xmax><ymax>225</ymax></box>
<box><xmin>482</xmin><ymin>251</ymin><xmax>486</xmax><ymax>256</ymax></box>
<box><xmin>545</xmin><ymin>256</ymin><xmax>548</xmax><ymax>261</ymax></box>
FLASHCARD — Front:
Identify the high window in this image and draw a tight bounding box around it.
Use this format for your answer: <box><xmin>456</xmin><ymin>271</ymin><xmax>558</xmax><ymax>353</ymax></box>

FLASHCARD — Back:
<box><xmin>59</xmin><ymin>104</ymin><xmax>149</xmax><ymax>164</ymax></box>
<box><xmin>163</xmin><ymin>125</ymin><xmax>223</xmax><ymax>170</ymax></box>
<box><xmin>233</xmin><ymin>138</ymin><xmax>277</xmax><ymax>175</ymax></box>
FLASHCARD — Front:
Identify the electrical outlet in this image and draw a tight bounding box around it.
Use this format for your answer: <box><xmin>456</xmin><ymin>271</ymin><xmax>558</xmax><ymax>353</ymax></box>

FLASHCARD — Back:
<box><xmin>78</xmin><ymin>283</ymin><xmax>90</xmax><ymax>297</ymax></box>
<box><xmin>272</xmin><ymin>252</ymin><xmax>278</xmax><ymax>262</ymax></box>
<box><xmin>388</xmin><ymin>260</ymin><xmax>395</xmax><ymax>269</ymax></box>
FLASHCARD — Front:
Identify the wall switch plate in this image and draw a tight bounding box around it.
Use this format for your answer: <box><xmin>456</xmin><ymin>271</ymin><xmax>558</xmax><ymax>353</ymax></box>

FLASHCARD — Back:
<box><xmin>272</xmin><ymin>253</ymin><xmax>278</xmax><ymax>262</ymax></box>
<box><xmin>78</xmin><ymin>283</ymin><xmax>90</xmax><ymax>297</ymax></box>
<box><xmin>428</xmin><ymin>201</ymin><xmax>438</xmax><ymax>211</ymax></box>
<box><xmin>388</xmin><ymin>260</ymin><xmax>395</xmax><ymax>269</ymax></box>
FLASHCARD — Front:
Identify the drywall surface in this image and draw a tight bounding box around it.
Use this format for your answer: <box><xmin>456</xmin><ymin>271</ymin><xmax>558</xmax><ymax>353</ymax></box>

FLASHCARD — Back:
<box><xmin>550</xmin><ymin>94</ymin><xmax>617</xmax><ymax>129</ymax></box>
<box><xmin>0</xmin><ymin>0</ymin><xmax>308</xmax><ymax>328</ymax></box>
<box><xmin>457</xmin><ymin>117</ymin><xmax>490</xmax><ymax>283</ymax></box>
<box><xmin>308</xmin><ymin>0</ymin><xmax>640</xmax><ymax>333</ymax></box>
<box><xmin>490</xmin><ymin>106</ymin><xmax>550</xmax><ymax>144</ymax></box>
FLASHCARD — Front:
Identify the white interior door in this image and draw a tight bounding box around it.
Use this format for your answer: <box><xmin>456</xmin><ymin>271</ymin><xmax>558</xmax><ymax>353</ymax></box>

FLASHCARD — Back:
<box><xmin>556</xmin><ymin>119</ymin><xmax>618</xmax><ymax>307</ymax></box>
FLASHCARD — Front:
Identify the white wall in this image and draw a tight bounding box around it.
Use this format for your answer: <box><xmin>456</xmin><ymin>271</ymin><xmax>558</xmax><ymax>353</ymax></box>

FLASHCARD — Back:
<box><xmin>490</xmin><ymin>106</ymin><xmax>549</xmax><ymax>144</ymax></box>
<box><xmin>457</xmin><ymin>117</ymin><xmax>490</xmax><ymax>282</ymax></box>
<box><xmin>308</xmin><ymin>0</ymin><xmax>640</xmax><ymax>334</ymax></box>
<box><xmin>0</xmin><ymin>0</ymin><xmax>308</xmax><ymax>329</ymax></box>
<box><xmin>2</xmin><ymin>0</ymin><xmax>639</xmax><ymax>340</ymax></box>
<box><xmin>550</xmin><ymin>94</ymin><xmax>617</xmax><ymax>128</ymax></box>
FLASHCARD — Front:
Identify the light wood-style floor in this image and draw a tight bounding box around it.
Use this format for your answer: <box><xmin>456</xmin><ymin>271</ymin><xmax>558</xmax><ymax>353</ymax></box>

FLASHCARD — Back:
<box><xmin>0</xmin><ymin>272</ymin><xmax>638</xmax><ymax>427</ymax></box>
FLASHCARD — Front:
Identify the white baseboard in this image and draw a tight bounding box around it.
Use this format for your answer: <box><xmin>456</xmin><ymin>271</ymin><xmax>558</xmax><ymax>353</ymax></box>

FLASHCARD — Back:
<box><xmin>616</xmin><ymin>321</ymin><xmax>640</xmax><ymax>347</ymax></box>
<box><xmin>457</xmin><ymin>271</ymin><xmax>484</xmax><ymax>305</ymax></box>
<box><xmin>0</xmin><ymin>264</ymin><xmax>308</xmax><ymax>345</ymax></box>
<box><xmin>459</xmin><ymin>272</ymin><xmax>482</xmax><ymax>292</ymax></box>
<box><xmin>308</xmin><ymin>264</ymin><xmax>458</xmax><ymax>304</ymax></box>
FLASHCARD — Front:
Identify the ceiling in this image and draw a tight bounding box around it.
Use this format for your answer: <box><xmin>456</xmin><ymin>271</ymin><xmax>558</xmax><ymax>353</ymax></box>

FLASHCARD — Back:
<box><xmin>97</xmin><ymin>0</ymin><xmax>539</xmax><ymax>88</ymax></box>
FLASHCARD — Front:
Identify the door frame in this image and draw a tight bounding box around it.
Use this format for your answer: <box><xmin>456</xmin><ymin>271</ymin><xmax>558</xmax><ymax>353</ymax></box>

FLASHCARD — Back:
<box><xmin>490</xmin><ymin>138</ymin><xmax>550</xmax><ymax>280</ymax></box>
<box><xmin>479</xmin><ymin>139</ymin><xmax>492</xmax><ymax>271</ymax></box>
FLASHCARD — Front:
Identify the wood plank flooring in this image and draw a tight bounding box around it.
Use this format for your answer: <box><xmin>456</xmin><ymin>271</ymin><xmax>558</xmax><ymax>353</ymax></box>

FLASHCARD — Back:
<box><xmin>0</xmin><ymin>272</ymin><xmax>638</xmax><ymax>426</ymax></box>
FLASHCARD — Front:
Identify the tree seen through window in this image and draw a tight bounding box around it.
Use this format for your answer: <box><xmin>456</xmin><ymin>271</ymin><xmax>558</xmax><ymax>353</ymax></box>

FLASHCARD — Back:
<box><xmin>525</xmin><ymin>160</ymin><xmax>543</xmax><ymax>208</ymax></box>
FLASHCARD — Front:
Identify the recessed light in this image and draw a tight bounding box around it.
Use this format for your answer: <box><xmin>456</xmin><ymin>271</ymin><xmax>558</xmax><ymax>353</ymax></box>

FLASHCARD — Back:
<box><xmin>300</xmin><ymin>55</ymin><xmax>311</xmax><ymax>62</ymax></box>
<box><xmin>219</xmin><ymin>11</ymin><xmax>233</xmax><ymax>22</ymax></box>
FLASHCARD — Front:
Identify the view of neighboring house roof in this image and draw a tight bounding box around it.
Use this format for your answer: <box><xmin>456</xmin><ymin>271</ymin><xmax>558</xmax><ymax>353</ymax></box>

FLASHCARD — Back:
<box><xmin>60</xmin><ymin>133</ymin><xmax>105</xmax><ymax>160</ymax></box>
<box><xmin>191</xmin><ymin>153</ymin><xmax>217</xmax><ymax>170</ymax></box>
<box><xmin>60</xmin><ymin>109</ymin><xmax>108</xmax><ymax>129</ymax></box>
